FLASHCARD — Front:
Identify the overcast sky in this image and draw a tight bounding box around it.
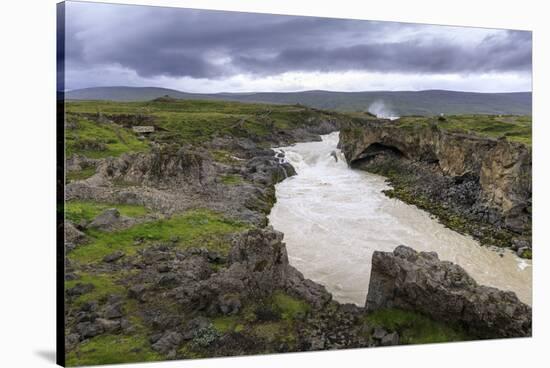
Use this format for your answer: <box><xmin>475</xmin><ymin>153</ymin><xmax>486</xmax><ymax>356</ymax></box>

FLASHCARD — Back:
<box><xmin>62</xmin><ymin>1</ymin><xmax>532</xmax><ymax>93</ymax></box>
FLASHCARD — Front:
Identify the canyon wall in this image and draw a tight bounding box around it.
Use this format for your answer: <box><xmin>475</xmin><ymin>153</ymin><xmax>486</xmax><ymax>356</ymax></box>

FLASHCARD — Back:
<box><xmin>339</xmin><ymin>121</ymin><xmax>532</xmax><ymax>251</ymax></box>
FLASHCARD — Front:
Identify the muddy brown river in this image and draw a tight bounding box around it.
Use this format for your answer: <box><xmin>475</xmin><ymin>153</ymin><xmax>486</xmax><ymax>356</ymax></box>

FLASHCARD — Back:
<box><xmin>268</xmin><ymin>132</ymin><xmax>532</xmax><ymax>306</ymax></box>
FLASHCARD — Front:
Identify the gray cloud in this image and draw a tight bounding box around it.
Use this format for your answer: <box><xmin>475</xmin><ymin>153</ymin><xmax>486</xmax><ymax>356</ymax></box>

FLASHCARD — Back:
<box><xmin>63</xmin><ymin>1</ymin><xmax>531</xmax><ymax>90</ymax></box>
<box><xmin>235</xmin><ymin>32</ymin><xmax>531</xmax><ymax>76</ymax></box>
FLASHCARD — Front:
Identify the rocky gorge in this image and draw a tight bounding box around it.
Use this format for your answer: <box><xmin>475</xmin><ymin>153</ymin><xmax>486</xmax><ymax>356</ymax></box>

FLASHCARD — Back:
<box><xmin>63</xmin><ymin>100</ymin><xmax>532</xmax><ymax>365</ymax></box>
<box><xmin>339</xmin><ymin>119</ymin><xmax>532</xmax><ymax>256</ymax></box>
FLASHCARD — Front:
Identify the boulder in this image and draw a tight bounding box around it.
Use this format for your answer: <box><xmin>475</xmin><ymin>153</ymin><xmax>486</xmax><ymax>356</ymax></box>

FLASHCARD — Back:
<box><xmin>96</xmin><ymin>318</ymin><xmax>121</xmax><ymax>333</ymax></box>
<box><xmin>76</xmin><ymin>321</ymin><xmax>104</xmax><ymax>339</ymax></box>
<box><xmin>151</xmin><ymin>331</ymin><xmax>183</xmax><ymax>354</ymax></box>
<box><xmin>88</xmin><ymin>208</ymin><xmax>121</xmax><ymax>231</ymax></box>
<box><xmin>128</xmin><ymin>284</ymin><xmax>148</xmax><ymax>302</ymax></box>
<box><xmin>66</xmin><ymin>283</ymin><xmax>95</xmax><ymax>297</ymax></box>
<box><xmin>103</xmin><ymin>303</ymin><xmax>124</xmax><ymax>319</ymax></box>
<box><xmin>103</xmin><ymin>251</ymin><xmax>125</xmax><ymax>263</ymax></box>
<box><xmin>365</xmin><ymin>245</ymin><xmax>532</xmax><ymax>339</ymax></box>
<box><xmin>381</xmin><ymin>332</ymin><xmax>400</xmax><ymax>346</ymax></box>
<box><xmin>65</xmin><ymin>221</ymin><xmax>87</xmax><ymax>245</ymax></box>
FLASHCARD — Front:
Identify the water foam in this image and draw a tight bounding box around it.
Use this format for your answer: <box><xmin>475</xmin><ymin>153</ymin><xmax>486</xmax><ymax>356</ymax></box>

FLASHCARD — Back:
<box><xmin>269</xmin><ymin>132</ymin><xmax>532</xmax><ymax>306</ymax></box>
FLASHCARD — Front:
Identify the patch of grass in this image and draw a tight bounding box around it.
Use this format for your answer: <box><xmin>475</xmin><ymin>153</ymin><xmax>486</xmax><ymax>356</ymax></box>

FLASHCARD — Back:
<box><xmin>66</xmin><ymin>333</ymin><xmax>161</xmax><ymax>366</ymax></box>
<box><xmin>66</xmin><ymin>115</ymin><xmax>149</xmax><ymax>158</ymax></box>
<box><xmin>69</xmin><ymin>209</ymin><xmax>247</xmax><ymax>264</ymax></box>
<box><xmin>220</xmin><ymin>174</ymin><xmax>243</xmax><ymax>185</ymax></box>
<box><xmin>364</xmin><ymin>308</ymin><xmax>468</xmax><ymax>344</ymax></box>
<box><xmin>65</xmin><ymin>99</ymin><xmax>346</xmax><ymax>146</ymax></box>
<box><xmin>212</xmin><ymin>315</ymin><xmax>240</xmax><ymax>334</ymax></box>
<box><xmin>178</xmin><ymin>343</ymin><xmax>206</xmax><ymax>359</ymax></box>
<box><xmin>397</xmin><ymin>114</ymin><xmax>531</xmax><ymax>146</ymax></box>
<box><xmin>211</xmin><ymin>149</ymin><xmax>239</xmax><ymax>164</ymax></box>
<box><xmin>252</xmin><ymin>322</ymin><xmax>284</xmax><ymax>341</ymax></box>
<box><xmin>520</xmin><ymin>249</ymin><xmax>532</xmax><ymax>259</ymax></box>
<box><xmin>65</xmin><ymin>272</ymin><xmax>125</xmax><ymax>305</ymax></box>
<box><xmin>271</xmin><ymin>291</ymin><xmax>310</xmax><ymax>320</ymax></box>
<box><xmin>65</xmin><ymin>201</ymin><xmax>149</xmax><ymax>223</ymax></box>
<box><xmin>66</xmin><ymin>167</ymin><xmax>96</xmax><ymax>182</ymax></box>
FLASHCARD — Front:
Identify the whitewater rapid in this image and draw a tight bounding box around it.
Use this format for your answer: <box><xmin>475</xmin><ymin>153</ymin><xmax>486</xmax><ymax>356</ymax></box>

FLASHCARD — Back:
<box><xmin>268</xmin><ymin>132</ymin><xmax>532</xmax><ymax>306</ymax></box>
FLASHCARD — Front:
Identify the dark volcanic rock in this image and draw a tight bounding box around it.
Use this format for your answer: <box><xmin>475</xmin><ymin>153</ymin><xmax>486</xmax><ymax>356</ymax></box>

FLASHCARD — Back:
<box><xmin>365</xmin><ymin>245</ymin><xmax>532</xmax><ymax>339</ymax></box>
<box><xmin>128</xmin><ymin>284</ymin><xmax>148</xmax><ymax>302</ymax></box>
<box><xmin>381</xmin><ymin>332</ymin><xmax>400</xmax><ymax>346</ymax></box>
<box><xmin>76</xmin><ymin>321</ymin><xmax>104</xmax><ymax>339</ymax></box>
<box><xmin>65</xmin><ymin>221</ymin><xmax>87</xmax><ymax>245</ymax></box>
<box><xmin>103</xmin><ymin>303</ymin><xmax>124</xmax><ymax>319</ymax></box>
<box><xmin>103</xmin><ymin>251</ymin><xmax>125</xmax><ymax>263</ymax></box>
<box><xmin>88</xmin><ymin>208</ymin><xmax>122</xmax><ymax>231</ymax></box>
<box><xmin>66</xmin><ymin>283</ymin><xmax>95</xmax><ymax>297</ymax></box>
<box><xmin>339</xmin><ymin>122</ymin><xmax>532</xmax><ymax>247</ymax></box>
<box><xmin>96</xmin><ymin>318</ymin><xmax>121</xmax><ymax>333</ymax></box>
<box><xmin>151</xmin><ymin>331</ymin><xmax>183</xmax><ymax>354</ymax></box>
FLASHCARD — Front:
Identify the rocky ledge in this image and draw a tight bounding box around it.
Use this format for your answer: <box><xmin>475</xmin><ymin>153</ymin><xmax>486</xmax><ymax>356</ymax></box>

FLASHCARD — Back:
<box><xmin>339</xmin><ymin>121</ymin><xmax>532</xmax><ymax>254</ymax></box>
<box><xmin>366</xmin><ymin>245</ymin><xmax>532</xmax><ymax>339</ymax></box>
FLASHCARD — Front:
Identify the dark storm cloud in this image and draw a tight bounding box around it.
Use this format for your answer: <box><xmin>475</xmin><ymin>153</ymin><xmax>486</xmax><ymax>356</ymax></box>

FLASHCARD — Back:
<box><xmin>65</xmin><ymin>1</ymin><xmax>532</xmax><ymax>81</ymax></box>
<box><xmin>236</xmin><ymin>30</ymin><xmax>532</xmax><ymax>75</ymax></box>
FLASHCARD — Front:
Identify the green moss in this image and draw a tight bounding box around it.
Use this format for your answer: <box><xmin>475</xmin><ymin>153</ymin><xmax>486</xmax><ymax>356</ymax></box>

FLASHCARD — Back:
<box><xmin>212</xmin><ymin>315</ymin><xmax>240</xmax><ymax>333</ymax></box>
<box><xmin>69</xmin><ymin>209</ymin><xmax>247</xmax><ymax>264</ymax></box>
<box><xmin>220</xmin><ymin>174</ymin><xmax>243</xmax><ymax>185</ymax></box>
<box><xmin>66</xmin><ymin>115</ymin><xmax>149</xmax><ymax>158</ymax></box>
<box><xmin>253</xmin><ymin>322</ymin><xmax>283</xmax><ymax>341</ymax></box>
<box><xmin>65</xmin><ymin>272</ymin><xmax>125</xmax><ymax>305</ymax></box>
<box><xmin>520</xmin><ymin>249</ymin><xmax>532</xmax><ymax>259</ymax></box>
<box><xmin>65</xmin><ymin>201</ymin><xmax>149</xmax><ymax>223</ymax></box>
<box><xmin>397</xmin><ymin>114</ymin><xmax>531</xmax><ymax>146</ymax></box>
<box><xmin>66</xmin><ymin>167</ymin><xmax>96</xmax><ymax>182</ymax></box>
<box><xmin>66</xmin><ymin>333</ymin><xmax>161</xmax><ymax>366</ymax></box>
<box><xmin>364</xmin><ymin>308</ymin><xmax>468</xmax><ymax>344</ymax></box>
<box><xmin>271</xmin><ymin>291</ymin><xmax>310</xmax><ymax>320</ymax></box>
<box><xmin>178</xmin><ymin>343</ymin><xmax>206</xmax><ymax>359</ymax></box>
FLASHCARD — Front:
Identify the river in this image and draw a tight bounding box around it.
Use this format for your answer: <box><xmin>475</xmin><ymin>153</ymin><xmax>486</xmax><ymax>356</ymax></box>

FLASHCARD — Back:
<box><xmin>268</xmin><ymin>132</ymin><xmax>532</xmax><ymax>306</ymax></box>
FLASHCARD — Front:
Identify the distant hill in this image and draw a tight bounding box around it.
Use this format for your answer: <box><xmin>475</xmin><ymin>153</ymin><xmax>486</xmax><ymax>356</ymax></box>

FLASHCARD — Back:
<box><xmin>65</xmin><ymin>87</ymin><xmax>532</xmax><ymax>116</ymax></box>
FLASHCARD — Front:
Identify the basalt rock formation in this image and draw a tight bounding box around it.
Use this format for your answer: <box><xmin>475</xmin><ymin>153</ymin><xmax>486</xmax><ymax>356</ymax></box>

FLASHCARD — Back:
<box><xmin>339</xmin><ymin>121</ymin><xmax>532</xmax><ymax>251</ymax></box>
<box><xmin>366</xmin><ymin>245</ymin><xmax>532</xmax><ymax>339</ymax></box>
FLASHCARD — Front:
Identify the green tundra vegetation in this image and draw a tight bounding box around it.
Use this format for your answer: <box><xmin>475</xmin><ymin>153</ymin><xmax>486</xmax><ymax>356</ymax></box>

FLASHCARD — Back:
<box><xmin>65</xmin><ymin>201</ymin><xmax>150</xmax><ymax>223</ymax></box>
<box><xmin>66</xmin><ymin>206</ymin><xmax>248</xmax><ymax>264</ymax></box>
<box><xmin>65</xmin><ymin>99</ymin><xmax>346</xmax><ymax>159</ymax></box>
<box><xmin>363</xmin><ymin>308</ymin><xmax>469</xmax><ymax>345</ymax></box>
<box><xmin>396</xmin><ymin>114</ymin><xmax>532</xmax><ymax>146</ymax></box>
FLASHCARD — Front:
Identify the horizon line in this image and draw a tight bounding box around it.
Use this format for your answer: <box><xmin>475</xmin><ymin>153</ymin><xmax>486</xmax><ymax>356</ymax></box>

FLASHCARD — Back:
<box><xmin>65</xmin><ymin>85</ymin><xmax>533</xmax><ymax>95</ymax></box>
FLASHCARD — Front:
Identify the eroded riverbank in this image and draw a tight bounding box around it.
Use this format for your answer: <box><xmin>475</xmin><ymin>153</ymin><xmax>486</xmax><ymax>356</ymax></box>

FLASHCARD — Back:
<box><xmin>269</xmin><ymin>132</ymin><xmax>532</xmax><ymax>305</ymax></box>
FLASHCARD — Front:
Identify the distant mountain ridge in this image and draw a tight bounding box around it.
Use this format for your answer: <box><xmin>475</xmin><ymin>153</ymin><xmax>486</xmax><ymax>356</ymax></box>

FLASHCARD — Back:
<box><xmin>65</xmin><ymin>86</ymin><xmax>532</xmax><ymax>116</ymax></box>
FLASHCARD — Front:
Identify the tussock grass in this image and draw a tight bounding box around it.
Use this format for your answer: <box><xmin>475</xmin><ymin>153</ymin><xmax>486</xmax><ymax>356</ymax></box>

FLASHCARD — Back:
<box><xmin>364</xmin><ymin>308</ymin><xmax>468</xmax><ymax>344</ymax></box>
<box><xmin>65</xmin><ymin>201</ymin><xmax>149</xmax><ymax>223</ymax></box>
<box><xmin>66</xmin><ymin>116</ymin><xmax>149</xmax><ymax>158</ymax></box>
<box><xmin>69</xmin><ymin>209</ymin><xmax>247</xmax><ymax>264</ymax></box>
<box><xmin>397</xmin><ymin>114</ymin><xmax>531</xmax><ymax>146</ymax></box>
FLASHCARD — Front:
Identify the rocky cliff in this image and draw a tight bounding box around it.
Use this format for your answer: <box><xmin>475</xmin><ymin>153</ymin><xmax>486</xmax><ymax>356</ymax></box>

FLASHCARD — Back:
<box><xmin>339</xmin><ymin>121</ymin><xmax>532</xmax><ymax>253</ymax></box>
<box><xmin>366</xmin><ymin>246</ymin><xmax>532</xmax><ymax>339</ymax></box>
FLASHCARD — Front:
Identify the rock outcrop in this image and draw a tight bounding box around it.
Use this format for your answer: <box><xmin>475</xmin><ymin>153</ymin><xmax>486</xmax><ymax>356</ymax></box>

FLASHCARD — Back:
<box><xmin>365</xmin><ymin>245</ymin><xmax>532</xmax><ymax>339</ymax></box>
<box><xmin>339</xmin><ymin>122</ymin><xmax>532</xmax><ymax>249</ymax></box>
